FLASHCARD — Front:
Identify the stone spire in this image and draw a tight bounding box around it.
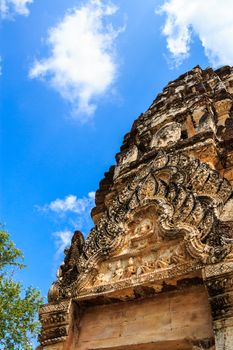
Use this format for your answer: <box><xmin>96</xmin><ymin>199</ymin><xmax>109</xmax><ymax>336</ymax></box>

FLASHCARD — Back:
<box><xmin>93</xmin><ymin>65</ymin><xmax>233</xmax><ymax>223</ymax></box>
<box><xmin>39</xmin><ymin>66</ymin><xmax>233</xmax><ymax>350</ymax></box>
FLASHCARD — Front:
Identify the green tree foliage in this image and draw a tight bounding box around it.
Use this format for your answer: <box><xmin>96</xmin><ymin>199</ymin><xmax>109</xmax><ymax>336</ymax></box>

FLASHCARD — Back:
<box><xmin>0</xmin><ymin>228</ymin><xmax>43</xmax><ymax>350</ymax></box>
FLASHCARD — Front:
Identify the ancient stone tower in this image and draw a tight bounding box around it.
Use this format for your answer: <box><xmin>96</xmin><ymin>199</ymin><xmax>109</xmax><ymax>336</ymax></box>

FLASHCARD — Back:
<box><xmin>39</xmin><ymin>66</ymin><xmax>233</xmax><ymax>350</ymax></box>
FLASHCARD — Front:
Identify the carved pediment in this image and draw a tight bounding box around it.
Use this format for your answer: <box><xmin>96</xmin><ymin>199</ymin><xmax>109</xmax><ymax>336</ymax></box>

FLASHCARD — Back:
<box><xmin>90</xmin><ymin>205</ymin><xmax>190</xmax><ymax>291</ymax></box>
<box><xmin>48</xmin><ymin>152</ymin><xmax>233</xmax><ymax>302</ymax></box>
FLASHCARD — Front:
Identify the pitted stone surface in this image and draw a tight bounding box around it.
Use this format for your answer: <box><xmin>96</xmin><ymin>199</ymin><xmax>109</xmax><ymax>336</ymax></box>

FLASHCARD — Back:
<box><xmin>39</xmin><ymin>66</ymin><xmax>233</xmax><ymax>350</ymax></box>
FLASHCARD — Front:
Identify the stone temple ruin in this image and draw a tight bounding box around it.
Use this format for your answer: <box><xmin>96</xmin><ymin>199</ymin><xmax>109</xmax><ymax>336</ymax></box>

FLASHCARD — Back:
<box><xmin>38</xmin><ymin>65</ymin><xmax>233</xmax><ymax>350</ymax></box>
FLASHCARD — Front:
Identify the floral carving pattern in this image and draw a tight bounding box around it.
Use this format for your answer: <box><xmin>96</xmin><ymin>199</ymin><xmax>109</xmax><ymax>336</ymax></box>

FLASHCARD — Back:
<box><xmin>48</xmin><ymin>152</ymin><xmax>233</xmax><ymax>301</ymax></box>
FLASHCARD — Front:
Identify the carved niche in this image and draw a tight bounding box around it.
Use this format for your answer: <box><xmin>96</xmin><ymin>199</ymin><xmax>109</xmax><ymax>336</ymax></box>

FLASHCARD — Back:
<box><xmin>150</xmin><ymin>122</ymin><xmax>182</xmax><ymax>148</ymax></box>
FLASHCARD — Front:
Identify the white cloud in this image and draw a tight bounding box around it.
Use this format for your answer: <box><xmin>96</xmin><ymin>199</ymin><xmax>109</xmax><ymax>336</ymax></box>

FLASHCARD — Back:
<box><xmin>1</xmin><ymin>0</ymin><xmax>33</xmax><ymax>18</ymax></box>
<box><xmin>29</xmin><ymin>0</ymin><xmax>124</xmax><ymax>122</ymax></box>
<box><xmin>43</xmin><ymin>192</ymin><xmax>95</xmax><ymax>215</ymax></box>
<box><xmin>158</xmin><ymin>0</ymin><xmax>233</xmax><ymax>67</ymax></box>
<box><xmin>37</xmin><ymin>192</ymin><xmax>95</xmax><ymax>259</ymax></box>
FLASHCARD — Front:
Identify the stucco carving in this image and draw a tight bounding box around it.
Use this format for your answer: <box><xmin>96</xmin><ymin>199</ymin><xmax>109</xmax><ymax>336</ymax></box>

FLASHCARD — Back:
<box><xmin>39</xmin><ymin>300</ymin><xmax>72</xmax><ymax>346</ymax></box>
<box><xmin>39</xmin><ymin>65</ymin><xmax>233</xmax><ymax>349</ymax></box>
<box><xmin>150</xmin><ymin>122</ymin><xmax>182</xmax><ymax>148</ymax></box>
<box><xmin>48</xmin><ymin>151</ymin><xmax>233</xmax><ymax>301</ymax></box>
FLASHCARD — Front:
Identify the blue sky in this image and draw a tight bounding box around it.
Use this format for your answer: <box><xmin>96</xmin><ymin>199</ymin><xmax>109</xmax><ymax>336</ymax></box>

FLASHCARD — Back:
<box><xmin>1</xmin><ymin>0</ymin><xmax>233</xmax><ymax>301</ymax></box>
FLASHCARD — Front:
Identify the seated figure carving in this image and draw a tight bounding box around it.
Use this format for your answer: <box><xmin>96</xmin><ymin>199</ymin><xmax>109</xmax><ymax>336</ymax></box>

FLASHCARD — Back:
<box><xmin>124</xmin><ymin>257</ymin><xmax>137</xmax><ymax>278</ymax></box>
<box><xmin>112</xmin><ymin>261</ymin><xmax>124</xmax><ymax>281</ymax></box>
<box><xmin>154</xmin><ymin>250</ymin><xmax>172</xmax><ymax>269</ymax></box>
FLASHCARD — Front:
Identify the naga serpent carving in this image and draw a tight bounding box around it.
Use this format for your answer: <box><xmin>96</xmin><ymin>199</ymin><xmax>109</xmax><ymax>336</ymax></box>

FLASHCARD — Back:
<box><xmin>48</xmin><ymin>151</ymin><xmax>233</xmax><ymax>301</ymax></box>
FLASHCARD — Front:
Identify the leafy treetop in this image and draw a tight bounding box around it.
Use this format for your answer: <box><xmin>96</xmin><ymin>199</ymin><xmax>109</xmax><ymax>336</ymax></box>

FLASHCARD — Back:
<box><xmin>0</xmin><ymin>227</ymin><xmax>43</xmax><ymax>350</ymax></box>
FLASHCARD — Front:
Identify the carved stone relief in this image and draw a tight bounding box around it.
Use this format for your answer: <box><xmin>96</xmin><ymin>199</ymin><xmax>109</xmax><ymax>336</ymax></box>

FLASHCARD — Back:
<box><xmin>39</xmin><ymin>300</ymin><xmax>72</xmax><ymax>346</ymax></box>
<box><xmin>150</xmin><ymin>122</ymin><xmax>182</xmax><ymax>148</ymax></box>
<box><xmin>46</xmin><ymin>151</ymin><xmax>233</xmax><ymax>303</ymax></box>
<box><xmin>114</xmin><ymin>145</ymin><xmax>138</xmax><ymax>178</ymax></box>
<box><xmin>39</xmin><ymin>65</ymin><xmax>233</xmax><ymax>349</ymax></box>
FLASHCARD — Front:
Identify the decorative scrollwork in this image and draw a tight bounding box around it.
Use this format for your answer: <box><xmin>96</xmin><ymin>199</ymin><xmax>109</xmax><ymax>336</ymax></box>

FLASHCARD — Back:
<box><xmin>49</xmin><ymin>152</ymin><xmax>233</xmax><ymax>301</ymax></box>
